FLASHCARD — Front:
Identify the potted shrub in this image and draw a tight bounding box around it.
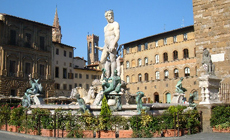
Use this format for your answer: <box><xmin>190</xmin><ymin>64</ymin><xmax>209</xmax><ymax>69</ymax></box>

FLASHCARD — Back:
<box><xmin>0</xmin><ymin>104</ymin><xmax>11</xmax><ymax>130</ymax></box>
<box><xmin>161</xmin><ymin>105</ymin><xmax>187</xmax><ymax>137</ymax></box>
<box><xmin>96</xmin><ymin>95</ymin><xmax>115</xmax><ymax>138</ymax></box>
<box><xmin>130</xmin><ymin>110</ymin><xmax>153</xmax><ymax>138</ymax></box>
<box><xmin>118</xmin><ymin>116</ymin><xmax>133</xmax><ymax>138</ymax></box>
<box><xmin>213</xmin><ymin>122</ymin><xmax>230</xmax><ymax>133</ymax></box>
<box><xmin>79</xmin><ymin>110</ymin><xmax>95</xmax><ymax>138</ymax></box>
<box><xmin>8</xmin><ymin>105</ymin><xmax>25</xmax><ymax>132</ymax></box>
<box><xmin>211</xmin><ymin>106</ymin><xmax>230</xmax><ymax>133</ymax></box>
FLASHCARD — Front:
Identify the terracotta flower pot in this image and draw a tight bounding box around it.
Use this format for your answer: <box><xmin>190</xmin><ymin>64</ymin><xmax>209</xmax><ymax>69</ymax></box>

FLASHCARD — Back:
<box><xmin>96</xmin><ymin>130</ymin><xmax>116</xmax><ymax>138</ymax></box>
<box><xmin>119</xmin><ymin>130</ymin><xmax>133</xmax><ymax>138</ymax></box>
<box><xmin>27</xmin><ymin>129</ymin><xmax>38</xmax><ymax>135</ymax></box>
<box><xmin>164</xmin><ymin>129</ymin><xmax>182</xmax><ymax>137</ymax></box>
<box><xmin>82</xmin><ymin>130</ymin><xmax>94</xmax><ymax>138</ymax></box>
<box><xmin>213</xmin><ymin>127</ymin><xmax>230</xmax><ymax>133</ymax></box>
<box><xmin>212</xmin><ymin>127</ymin><xmax>219</xmax><ymax>132</ymax></box>
<box><xmin>153</xmin><ymin>131</ymin><xmax>162</xmax><ymax>137</ymax></box>
<box><xmin>55</xmin><ymin>129</ymin><xmax>68</xmax><ymax>138</ymax></box>
<box><xmin>0</xmin><ymin>125</ymin><xmax>6</xmax><ymax>130</ymax></box>
<box><xmin>41</xmin><ymin>129</ymin><xmax>53</xmax><ymax>137</ymax></box>
<box><xmin>7</xmin><ymin>125</ymin><xmax>17</xmax><ymax>132</ymax></box>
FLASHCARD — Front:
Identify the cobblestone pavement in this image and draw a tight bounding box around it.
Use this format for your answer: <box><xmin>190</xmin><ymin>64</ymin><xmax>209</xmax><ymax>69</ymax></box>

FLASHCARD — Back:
<box><xmin>0</xmin><ymin>130</ymin><xmax>230</xmax><ymax>140</ymax></box>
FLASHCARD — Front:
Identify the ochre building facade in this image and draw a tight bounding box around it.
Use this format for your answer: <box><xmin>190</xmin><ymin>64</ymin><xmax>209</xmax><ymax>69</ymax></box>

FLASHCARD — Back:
<box><xmin>122</xmin><ymin>26</ymin><xmax>198</xmax><ymax>103</ymax></box>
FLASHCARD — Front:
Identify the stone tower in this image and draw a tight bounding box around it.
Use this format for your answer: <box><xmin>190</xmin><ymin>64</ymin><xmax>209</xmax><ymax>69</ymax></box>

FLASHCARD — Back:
<box><xmin>87</xmin><ymin>34</ymin><xmax>99</xmax><ymax>65</ymax></box>
<box><xmin>52</xmin><ymin>7</ymin><xmax>62</xmax><ymax>43</ymax></box>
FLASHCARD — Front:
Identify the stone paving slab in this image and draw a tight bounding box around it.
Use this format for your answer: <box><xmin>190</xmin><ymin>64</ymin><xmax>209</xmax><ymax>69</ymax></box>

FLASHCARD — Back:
<box><xmin>0</xmin><ymin>130</ymin><xmax>230</xmax><ymax>140</ymax></box>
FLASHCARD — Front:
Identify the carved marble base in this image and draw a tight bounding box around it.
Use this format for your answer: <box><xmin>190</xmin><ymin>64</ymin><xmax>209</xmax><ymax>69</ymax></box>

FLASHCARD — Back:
<box><xmin>171</xmin><ymin>93</ymin><xmax>185</xmax><ymax>104</ymax></box>
<box><xmin>32</xmin><ymin>94</ymin><xmax>45</xmax><ymax>105</ymax></box>
<box><xmin>199</xmin><ymin>74</ymin><xmax>222</xmax><ymax>105</ymax></box>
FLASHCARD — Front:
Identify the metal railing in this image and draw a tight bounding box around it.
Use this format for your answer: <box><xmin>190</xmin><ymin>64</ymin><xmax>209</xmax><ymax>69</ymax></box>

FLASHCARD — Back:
<box><xmin>219</xmin><ymin>83</ymin><xmax>230</xmax><ymax>103</ymax></box>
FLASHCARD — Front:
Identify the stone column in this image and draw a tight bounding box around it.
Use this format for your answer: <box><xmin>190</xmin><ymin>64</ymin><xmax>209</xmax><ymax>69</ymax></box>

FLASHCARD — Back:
<box><xmin>198</xmin><ymin>74</ymin><xmax>222</xmax><ymax>132</ymax></box>
<box><xmin>197</xmin><ymin>104</ymin><xmax>212</xmax><ymax>132</ymax></box>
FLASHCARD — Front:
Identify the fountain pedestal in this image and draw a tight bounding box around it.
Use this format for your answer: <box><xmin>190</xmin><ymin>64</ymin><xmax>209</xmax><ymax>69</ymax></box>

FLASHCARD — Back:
<box><xmin>171</xmin><ymin>93</ymin><xmax>185</xmax><ymax>103</ymax></box>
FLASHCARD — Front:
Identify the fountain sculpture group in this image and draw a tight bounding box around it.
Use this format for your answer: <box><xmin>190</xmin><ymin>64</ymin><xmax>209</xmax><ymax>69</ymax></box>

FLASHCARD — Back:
<box><xmin>23</xmin><ymin>10</ymin><xmax>224</xmax><ymax>116</ymax></box>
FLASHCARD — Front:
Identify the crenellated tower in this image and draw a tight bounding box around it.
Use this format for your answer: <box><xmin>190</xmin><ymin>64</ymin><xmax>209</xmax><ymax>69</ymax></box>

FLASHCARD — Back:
<box><xmin>87</xmin><ymin>34</ymin><xmax>99</xmax><ymax>65</ymax></box>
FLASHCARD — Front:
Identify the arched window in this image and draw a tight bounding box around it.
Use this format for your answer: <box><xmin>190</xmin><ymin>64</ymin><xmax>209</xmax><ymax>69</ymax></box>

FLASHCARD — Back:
<box><xmin>144</xmin><ymin>57</ymin><xmax>148</xmax><ymax>65</ymax></box>
<box><xmin>155</xmin><ymin>71</ymin><xmax>160</xmax><ymax>80</ymax></box>
<box><xmin>174</xmin><ymin>68</ymin><xmax>179</xmax><ymax>78</ymax></box>
<box><xmin>131</xmin><ymin>74</ymin><xmax>135</xmax><ymax>82</ymax></box>
<box><xmin>183</xmin><ymin>49</ymin><xmax>189</xmax><ymax>58</ymax></box>
<box><xmin>126</xmin><ymin>75</ymin><xmax>130</xmax><ymax>83</ymax></box>
<box><xmin>193</xmin><ymin>91</ymin><xmax>198</xmax><ymax>100</ymax></box>
<box><xmin>154</xmin><ymin>92</ymin><xmax>159</xmax><ymax>103</ymax></box>
<box><xmin>173</xmin><ymin>50</ymin><xmax>178</xmax><ymax>60</ymax></box>
<box><xmin>131</xmin><ymin>59</ymin><xmax>135</xmax><ymax>67</ymax></box>
<box><xmin>138</xmin><ymin>58</ymin><xmax>142</xmax><ymax>66</ymax></box>
<box><xmin>163</xmin><ymin>52</ymin><xmax>168</xmax><ymax>62</ymax></box>
<box><xmin>155</xmin><ymin>54</ymin><xmax>159</xmax><ymax>64</ymax></box>
<box><xmin>144</xmin><ymin>73</ymin><xmax>149</xmax><ymax>81</ymax></box>
<box><xmin>164</xmin><ymin>70</ymin><xmax>169</xmax><ymax>79</ymax></box>
<box><xmin>126</xmin><ymin>61</ymin><xmax>129</xmax><ymax>68</ymax></box>
<box><xmin>185</xmin><ymin>67</ymin><xmax>190</xmax><ymax>77</ymax></box>
<box><xmin>166</xmin><ymin>93</ymin><xmax>171</xmax><ymax>103</ymax></box>
<box><xmin>138</xmin><ymin>73</ymin><xmax>142</xmax><ymax>82</ymax></box>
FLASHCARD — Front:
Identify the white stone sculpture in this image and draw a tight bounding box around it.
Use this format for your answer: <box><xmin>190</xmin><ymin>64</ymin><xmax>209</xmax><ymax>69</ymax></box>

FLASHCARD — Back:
<box><xmin>83</xmin><ymin>86</ymin><xmax>96</xmax><ymax>104</ymax></box>
<box><xmin>96</xmin><ymin>10</ymin><xmax>120</xmax><ymax>78</ymax></box>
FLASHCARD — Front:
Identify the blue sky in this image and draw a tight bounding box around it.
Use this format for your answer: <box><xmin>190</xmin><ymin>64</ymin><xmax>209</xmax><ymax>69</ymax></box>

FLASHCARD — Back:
<box><xmin>0</xmin><ymin>0</ymin><xmax>194</xmax><ymax>63</ymax></box>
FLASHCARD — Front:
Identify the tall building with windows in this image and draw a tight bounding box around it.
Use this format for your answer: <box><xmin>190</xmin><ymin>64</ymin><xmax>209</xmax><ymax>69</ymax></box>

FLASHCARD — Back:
<box><xmin>52</xmin><ymin>8</ymin><xmax>75</xmax><ymax>97</ymax></box>
<box><xmin>122</xmin><ymin>25</ymin><xmax>198</xmax><ymax>103</ymax></box>
<box><xmin>0</xmin><ymin>13</ymin><xmax>54</xmax><ymax>98</ymax></box>
<box><xmin>73</xmin><ymin>57</ymin><xmax>102</xmax><ymax>91</ymax></box>
<box><xmin>53</xmin><ymin>42</ymin><xmax>75</xmax><ymax>96</ymax></box>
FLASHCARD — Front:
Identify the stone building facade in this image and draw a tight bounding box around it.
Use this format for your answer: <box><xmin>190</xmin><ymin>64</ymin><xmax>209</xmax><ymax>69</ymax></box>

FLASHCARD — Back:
<box><xmin>122</xmin><ymin>26</ymin><xmax>198</xmax><ymax>103</ymax></box>
<box><xmin>73</xmin><ymin>57</ymin><xmax>102</xmax><ymax>91</ymax></box>
<box><xmin>193</xmin><ymin>0</ymin><xmax>230</xmax><ymax>82</ymax></box>
<box><xmin>0</xmin><ymin>13</ymin><xmax>54</xmax><ymax>98</ymax></box>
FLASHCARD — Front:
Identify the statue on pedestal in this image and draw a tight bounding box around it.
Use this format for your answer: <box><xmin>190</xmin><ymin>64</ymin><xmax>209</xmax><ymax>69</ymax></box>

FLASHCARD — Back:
<box><xmin>75</xmin><ymin>93</ymin><xmax>89</xmax><ymax>113</ymax></box>
<box><xmin>202</xmin><ymin>48</ymin><xmax>215</xmax><ymax>75</ymax></box>
<box><xmin>175</xmin><ymin>77</ymin><xmax>187</xmax><ymax>93</ymax></box>
<box><xmin>22</xmin><ymin>74</ymin><xmax>43</xmax><ymax>107</ymax></box>
<box><xmin>136</xmin><ymin>91</ymin><xmax>150</xmax><ymax>115</ymax></box>
<box><xmin>96</xmin><ymin>69</ymin><xmax>121</xmax><ymax>106</ymax></box>
<box><xmin>171</xmin><ymin>77</ymin><xmax>187</xmax><ymax>103</ymax></box>
<box><xmin>188</xmin><ymin>93</ymin><xmax>197</xmax><ymax>108</ymax></box>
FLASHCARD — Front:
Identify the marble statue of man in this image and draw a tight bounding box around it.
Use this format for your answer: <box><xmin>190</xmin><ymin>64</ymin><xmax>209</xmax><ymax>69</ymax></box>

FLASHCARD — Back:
<box><xmin>99</xmin><ymin>10</ymin><xmax>120</xmax><ymax>78</ymax></box>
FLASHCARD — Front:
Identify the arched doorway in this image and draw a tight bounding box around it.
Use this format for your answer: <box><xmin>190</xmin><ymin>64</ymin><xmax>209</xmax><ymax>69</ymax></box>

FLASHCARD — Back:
<box><xmin>154</xmin><ymin>92</ymin><xmax>159</xmax><ymax>103</ymax></box>
<box><xmin>166</xmin><ymin>93</ymin><xmax>171</xmax><ymax>103</ymax></box>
